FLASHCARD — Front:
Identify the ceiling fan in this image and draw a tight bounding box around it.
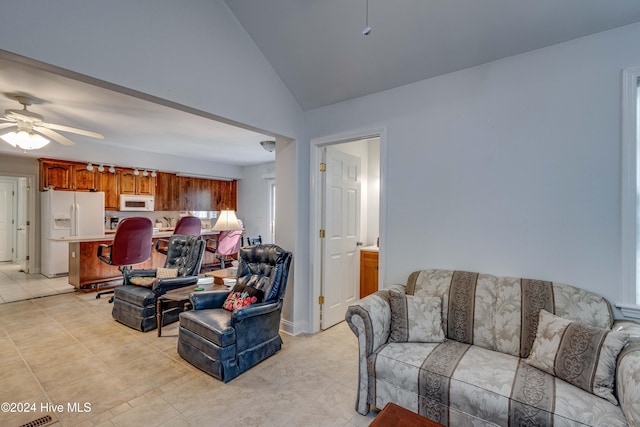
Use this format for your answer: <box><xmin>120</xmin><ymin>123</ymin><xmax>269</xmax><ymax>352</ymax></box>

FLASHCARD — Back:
<box><xmin>0</xmin><ymin>95</ymin><xmax>104</xmax><ymax>149</ymax></box>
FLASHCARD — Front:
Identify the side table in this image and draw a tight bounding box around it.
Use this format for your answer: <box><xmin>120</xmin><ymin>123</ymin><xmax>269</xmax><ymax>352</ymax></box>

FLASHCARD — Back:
<box><xmin>156</xmin><ymin>284</ymin><xmax>225</xmax><ymax>337</ymax></box>
<box><xmin>204</xmin><ymin>268</ymin><xmax>235</xmax><ymax>285</ymax></box>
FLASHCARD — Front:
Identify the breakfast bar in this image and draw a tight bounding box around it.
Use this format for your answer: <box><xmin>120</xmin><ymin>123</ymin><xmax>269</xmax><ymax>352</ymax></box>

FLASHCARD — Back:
<box><xmin>55</xmin><ymin>230</ymin><xmax>222</xmax><ymax>291</ymax></box>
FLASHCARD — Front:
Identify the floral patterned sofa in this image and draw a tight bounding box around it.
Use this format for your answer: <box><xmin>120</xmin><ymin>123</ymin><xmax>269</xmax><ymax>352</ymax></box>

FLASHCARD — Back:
<box><xmin>345</xmin><ymin>269</ymin><xmax>640</xmax><ymax>426</ymax></box>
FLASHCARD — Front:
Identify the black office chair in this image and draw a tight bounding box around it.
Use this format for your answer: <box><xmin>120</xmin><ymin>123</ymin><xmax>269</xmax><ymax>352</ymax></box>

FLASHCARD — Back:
<box><xmin>96</xmin><ymin>217</ymin><xmax>153</xmax><ymax>301</ymax></box>
<box><xmin>244</xmin><ymin>235</ymin><xmax>262</xmax><ymax>246</ymax></box>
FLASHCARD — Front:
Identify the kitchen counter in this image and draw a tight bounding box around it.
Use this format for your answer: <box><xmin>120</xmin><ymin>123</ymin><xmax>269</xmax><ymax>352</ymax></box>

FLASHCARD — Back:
<box><xmin>49</xmin><ymin>229</ymin><xmax>219</xmax><ymax>242</ymax></box>
<box><xmin>63</xmin><ymin>229</ymin><xmax>223</xmax><ymax>291</ymax></box>
<box><xmin>360</xmin><ymin>245</ymin><xmax>379</xmax><ymax>252</ymax></box>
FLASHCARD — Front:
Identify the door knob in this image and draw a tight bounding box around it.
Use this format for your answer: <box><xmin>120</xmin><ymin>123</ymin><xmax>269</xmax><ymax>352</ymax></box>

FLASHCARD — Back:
<box><xmin>356</xmin><ymin>241</ymin><xmax>363</xmax><ymax>246</ymax></box>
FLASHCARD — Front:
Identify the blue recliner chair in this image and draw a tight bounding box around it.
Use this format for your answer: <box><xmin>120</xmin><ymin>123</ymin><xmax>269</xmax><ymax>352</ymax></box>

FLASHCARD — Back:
<box><xmin>111</xmin><ymin>234</ymin><xmax>205</xmax><ymax>332</ymax></box>
<box><xmin>177</xmin><ymin>244</ymin><xmax>292</xmax><ymax>382</ymax></box>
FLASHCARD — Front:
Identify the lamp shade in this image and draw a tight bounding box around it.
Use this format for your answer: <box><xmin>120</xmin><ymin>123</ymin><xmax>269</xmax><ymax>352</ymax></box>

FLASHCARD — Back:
<box><xmin>212</xmin><ymin>210</ymin><xmax>243</xmax><ymax>231</ymax></box>
<box><xmin>1</xmin><ymin>130</ymin><xmax>50</xmax><ymax>150</ymax></box>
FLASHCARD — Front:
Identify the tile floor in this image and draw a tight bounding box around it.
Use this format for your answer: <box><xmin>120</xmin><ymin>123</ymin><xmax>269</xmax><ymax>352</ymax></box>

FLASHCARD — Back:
<box><xmin>0</xmin><ymin>262</ymin><xmax>75</xmax><ymax>304</ymax></box>
<box><xmin>0</xmin><ymin>288</ymin><xmax>379</xmax><ymax>426</ymax></box>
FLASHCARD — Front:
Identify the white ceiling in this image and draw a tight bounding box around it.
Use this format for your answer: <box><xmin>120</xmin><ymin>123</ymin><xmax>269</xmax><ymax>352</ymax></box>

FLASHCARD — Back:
<box><xmin>2</xmin><ymin>1</ymin><xmax>640</xmax><ymax>165</ymax></box>
<box><xmin>0</xmin><ymin>54</ymin><xmax>276</xmax><ymax>167</ymax></box>
<box><xmin>225</xmin><ymin>0</ymin><xmax>640</xmax><ymax>110</ymax></box>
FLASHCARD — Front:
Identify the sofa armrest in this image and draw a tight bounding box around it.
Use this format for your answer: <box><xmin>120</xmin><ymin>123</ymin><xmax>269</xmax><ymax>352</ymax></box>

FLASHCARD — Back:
<box><xmin>616</xmin><ymin>342</ymin><xmax>640</xmax><ymax>424</ymax></box>
<box><xmin>190</xmin><ymin>290</ymin><xmax>229</xmax><ymax>310</ymax></box>
<box><xmin>345</xmin><ymin>285</ymin><xmax>402</xmax><ymax>415</ymax></box>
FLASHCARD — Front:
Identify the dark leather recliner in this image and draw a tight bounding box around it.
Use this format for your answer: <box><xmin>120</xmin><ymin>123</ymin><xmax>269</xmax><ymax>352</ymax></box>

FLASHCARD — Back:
<box><xmin>111</xmin><ymin>234</ymin><xmax>206</xmax><ymax>332</ymax></box>
<box><xmin>177</xmin><ymin>244</ymin><xmax>292</xmax><ymax>382</ymax></box>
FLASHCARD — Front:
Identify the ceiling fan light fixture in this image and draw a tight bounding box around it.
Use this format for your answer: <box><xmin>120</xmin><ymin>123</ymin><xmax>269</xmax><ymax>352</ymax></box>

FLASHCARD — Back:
<box><xmin>1</xmin><ymin>130</ymin><xmax>50</xmax><ymax>150</ymax></box>
<box><xmin>133</xmin><ymin>168</ymin><xmax>140</xmax><ymax>176</ymax></box>
<box><xmin>86</xmin><ymin>162</ymin><xmax>94</xmax><ymax>171</ymax></box>
<box><xmin>97</xmin><ymin>164</ymin><xmax>105</xmax><ymax>172</ymax></box>
<box><xmin>151</xmin><ymin>170</ymin><xmax>157</xmax><ymax>177</ymax></box>
<box><xmin>142</xmin><ymin>170</ymin><xmax>149</xmax><ymax>177</ymax></box>
<box><xmin>260</xmin><ymin>140</ymin><xmax>276</xmax><ymax>152</ymax></box>
<box><xmin>108</xmin><ymin>165</ymin><xmax>116</xmax><ymax>173</ymax></box>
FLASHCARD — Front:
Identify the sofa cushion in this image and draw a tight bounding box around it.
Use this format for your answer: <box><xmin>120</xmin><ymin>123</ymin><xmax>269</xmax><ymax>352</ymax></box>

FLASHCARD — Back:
<box><xmin>524</xmin><ymin>310</ymin><xmax>628</xmax><ymax>405</ymax></box>
<box><xmin>388</xmin><ymin>289</ymin><xmax>444</xmax><ymax>343</ymax></box>
<box><xmin>369</xmin><ymin>341</ymin><xmax>627</xmax><ymax>426</ymax></box>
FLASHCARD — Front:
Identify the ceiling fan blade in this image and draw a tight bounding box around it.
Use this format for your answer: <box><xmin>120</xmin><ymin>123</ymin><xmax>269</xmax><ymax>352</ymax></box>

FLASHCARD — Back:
<box><xmin>39</xmin><ymin>122</ymin><xmax>104</xmax><ymax>139</ymax></box>
<box><xmin>34</xmin><ymin>126</ymin><xmax>76</xmax><ymax>146</ymax></box>
<box><xmin>0</xmin><ymin>122</ymin><xmax>16</xmax><ymax>130</ymax></box>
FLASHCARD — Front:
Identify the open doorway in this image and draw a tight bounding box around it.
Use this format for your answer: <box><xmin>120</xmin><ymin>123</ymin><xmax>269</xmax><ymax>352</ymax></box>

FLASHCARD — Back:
<box><xmin>311</xmin><ymin>130</ymin><xmax>384</xmax><ymax>332</ymax></box>
<box><xmin>0</xmin><ymin>175</ymin><xmax>30</xmax><ymax>272</ymax></box>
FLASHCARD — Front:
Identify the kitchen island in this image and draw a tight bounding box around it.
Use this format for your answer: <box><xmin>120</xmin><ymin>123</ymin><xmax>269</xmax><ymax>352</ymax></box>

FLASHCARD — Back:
<box><xmin>54</xmin><ymin>230</ymin><xmax>223</xmax><ymax>291</ymax></box>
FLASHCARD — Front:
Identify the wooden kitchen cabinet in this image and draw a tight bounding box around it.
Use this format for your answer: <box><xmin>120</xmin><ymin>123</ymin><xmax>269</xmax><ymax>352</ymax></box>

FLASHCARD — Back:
<box><xmin>96</xmin><ymin>170</ymin><xmax>119</xmax><ymax>210</ymax></box>
<box><xmin>118</xmin><ymin>168</ymin><xmax>155</xmax><ymax>196</ymax></box>
<box><xmin>360</xmin><ymin>249</ymin><xmax>379</xmax><ymax>298</ymax></box>
<box><xmin>71</xmin><ymin>165</ymin><xmax>97</xmax><ymax>191</ymax></box>
<box><xmin>40</xmin><ymin>160</ymin><xmax>73</xmax><ymax>190</ymax></box>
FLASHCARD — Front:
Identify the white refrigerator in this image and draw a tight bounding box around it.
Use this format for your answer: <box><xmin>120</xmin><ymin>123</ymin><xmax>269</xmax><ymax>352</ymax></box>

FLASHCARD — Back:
<box><xmin>41</xmin><ymin>190</ymin><xmax>105</xmax><ymax>278</ymax></box>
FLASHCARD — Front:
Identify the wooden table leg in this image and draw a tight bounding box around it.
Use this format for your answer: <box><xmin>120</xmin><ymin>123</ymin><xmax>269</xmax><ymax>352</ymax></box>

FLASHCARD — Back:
<box><xmin>156</xmin><ymin>297</ymin><xmax>163</xmax><ymax>337</ymax></box>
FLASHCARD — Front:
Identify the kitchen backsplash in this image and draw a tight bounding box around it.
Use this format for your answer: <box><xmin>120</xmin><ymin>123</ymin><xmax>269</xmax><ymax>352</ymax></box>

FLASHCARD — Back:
<box><xmin>104</xmin><ymin>211</ymin><xmax>219</xmax><ymax>230</ymax></box>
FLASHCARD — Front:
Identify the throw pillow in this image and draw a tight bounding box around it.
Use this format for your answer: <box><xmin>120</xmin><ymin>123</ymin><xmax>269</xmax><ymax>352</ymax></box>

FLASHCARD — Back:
<box><xmin>524</xmin><ymin>309</ymin><xmax>628</xmax><ymax>405</ymax></box>
<box><xmin>223</xmin><ymin>284</ymin><xmax>265</xmax><ymax>311</ymax></box>
<box><xmin>156</xmin><ymin>267</ymin><xmax>179</xmax><ymax>279</ymax></box>
<box><xmin>129</xmin><ymin>276</ymin><xmax>156</xmax><ymax>287</ymax></box>
<box><xmin>388</xmin><ymin>288</ymin><xmax>444</xmax><ymax>343</ymax></box>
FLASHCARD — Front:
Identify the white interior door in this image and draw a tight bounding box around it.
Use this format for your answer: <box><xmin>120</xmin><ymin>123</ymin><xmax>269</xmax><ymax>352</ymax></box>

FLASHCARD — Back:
<box><xmin>322</xmin><ymin>147</ymin><xmax>361</xmax><ymax>329</ymax></box>
<box><xmin>0</xmin><ymin>181</ymin><xmax>15</xmax><ymax>262</ymax></box>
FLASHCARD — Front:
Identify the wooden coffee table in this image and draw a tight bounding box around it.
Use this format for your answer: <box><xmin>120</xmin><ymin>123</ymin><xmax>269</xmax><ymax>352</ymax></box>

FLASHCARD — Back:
<box><xmin>370</xmin><ymin>403</ymin><xmax>444</xmax><ymax>427</ymax></box>
<box><xmin>156</xmin><ymin>284</ymin><xmax>226</xmax><ymax>336</ymax></box>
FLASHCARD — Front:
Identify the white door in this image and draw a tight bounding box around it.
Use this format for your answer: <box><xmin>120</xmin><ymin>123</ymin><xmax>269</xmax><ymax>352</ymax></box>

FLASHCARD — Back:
<box><xmin>16</xmin><ymin>178</ymin><xmax>28</xmax><ymax>272</ymax></box>
<box><xmin>0</xmin><ymin>181</ymin><xmax>15</xmax><ymax>262</ymax></box>
<box><xmin>322</xmin><ymin>147</ymin><xmax>361</xmax><ymax>329</ymax></box>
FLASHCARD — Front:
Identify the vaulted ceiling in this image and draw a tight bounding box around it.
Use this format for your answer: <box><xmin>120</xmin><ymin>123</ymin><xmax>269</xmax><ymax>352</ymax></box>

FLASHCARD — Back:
<box><xmin>225</xmin><ymin>0</ymin><xmax>640</xmax><ymax>110</ymax></box>
<box><xmin>2</xmin><ymin>1</ymin><xmax>640</xmax><ymax>166</ymax></box>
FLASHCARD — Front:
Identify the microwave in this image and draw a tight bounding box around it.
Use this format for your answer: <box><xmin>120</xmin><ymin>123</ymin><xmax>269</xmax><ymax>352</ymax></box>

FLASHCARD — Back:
<box><xmin>120</xmin><ymin>194</ymin><xmax>155</xmax><ymax>211</ymax></box>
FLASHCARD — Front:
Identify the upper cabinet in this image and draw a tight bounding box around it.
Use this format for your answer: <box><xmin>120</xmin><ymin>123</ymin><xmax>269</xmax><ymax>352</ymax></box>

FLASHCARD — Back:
<box><xmin>40</xmin><ymin>159</ymin><xmax>235</xmax><ymax>211</ymax></box>
<box><xmin>154</xmin><ymin>173</ymin><xmax>237</xmax><ymax>211</ymax></box>
<box><xmin>40</xmin><ymin>160</ymin><xmax>73</xmax><ymax>190</ymax></box>
<box><xmin>72</xmin><ymin>165</ymin><xmax>97</xmax><ymax>191</ymax></box>
<box><xmin>117</xmin><ymin>168</ymin><xmax>155</xmax><ymax>196</ymax></box>
<box><xmin>96</xmin><ymin>171</ymin><xmax>119</xmax><ymax>210</ymax></box>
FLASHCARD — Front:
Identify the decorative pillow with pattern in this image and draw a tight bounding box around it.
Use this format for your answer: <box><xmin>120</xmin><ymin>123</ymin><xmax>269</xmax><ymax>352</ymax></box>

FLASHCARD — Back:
<box><xmin>388</xmin><ymin>288</ymin><xmax>444</xmax><ymax>343</ymax></box>
<box><xmin>223</xmin><ymin>284</ymin><xmax>265</xmax><ymax>311</ymax></box>
<box><xmin>129</xmin><ymin>276</ymin><xmax>156</xmax><ymax>287</ymax></box>
<box><xmin>524</xmin><ymin>309</ymin><xmax>628</xmax><ymax>405</ymax></box>
<box><xmin>156</xmin><ymin>267</ymin><xmax>179</xmax><ymax>279</ymax></box>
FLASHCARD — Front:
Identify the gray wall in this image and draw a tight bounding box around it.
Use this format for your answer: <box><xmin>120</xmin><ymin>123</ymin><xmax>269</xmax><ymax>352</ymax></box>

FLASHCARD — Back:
<box><xmin>305</xmin><ymin>22</ymin><xmax>640</xmax><ymax>316</ymax></box>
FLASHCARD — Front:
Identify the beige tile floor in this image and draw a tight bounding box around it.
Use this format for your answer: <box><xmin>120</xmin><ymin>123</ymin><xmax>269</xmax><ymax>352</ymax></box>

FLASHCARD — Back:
<box><xmin>0</xmin><ymin>288</ymin><xmax>379</xmax><ymax>426</ymax></box>
<box><xmin>0</xmin><ymin>262</ymin><xmax>75</xmax><ymax>304</ymax></box>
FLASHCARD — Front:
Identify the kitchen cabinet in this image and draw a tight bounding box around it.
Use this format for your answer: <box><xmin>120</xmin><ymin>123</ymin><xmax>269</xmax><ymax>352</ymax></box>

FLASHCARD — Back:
<box><xmin>360</xmin><ymin>249</ymin><xmax>379</xmax><ymax>298</ymax></box>
<box><xmin>40</xmin><ymin>160</ymin><xmax>73</xmax><ymax>190</ymax></box>
<box><xmin>71</xmin><ymin>165</ymin><xmax>97</xmax><ymax>191</ymax></box>
<box><xmin>96</xmin><ymin>171</ymin><xmax>119</xmax><ymax>210</ymax></box>
<box><xmin>40</xmin><ymin>158</ymin><xmax>235</xmax><ymax>211</ymax></box>
<box><xmin>154</xmin><ymin>173</ymin><xmax>237</xmax><ymax>211</ymax></box>
<box><xmin>118</xmin><ymin>168</ymin><xmax>155</xmax><ymax>196</ymax></box>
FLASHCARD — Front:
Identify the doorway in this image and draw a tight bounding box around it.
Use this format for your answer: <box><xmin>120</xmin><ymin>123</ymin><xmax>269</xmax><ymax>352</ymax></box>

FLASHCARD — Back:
<box><xmin>311</xmin><ymin>129</ymin><xmax>384</xmax><ymax>332</ymax></box>
<box><xmin>0</xmin><ymin>174</ymin><xmax>35</xmax><ymax>274</ymax></box>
